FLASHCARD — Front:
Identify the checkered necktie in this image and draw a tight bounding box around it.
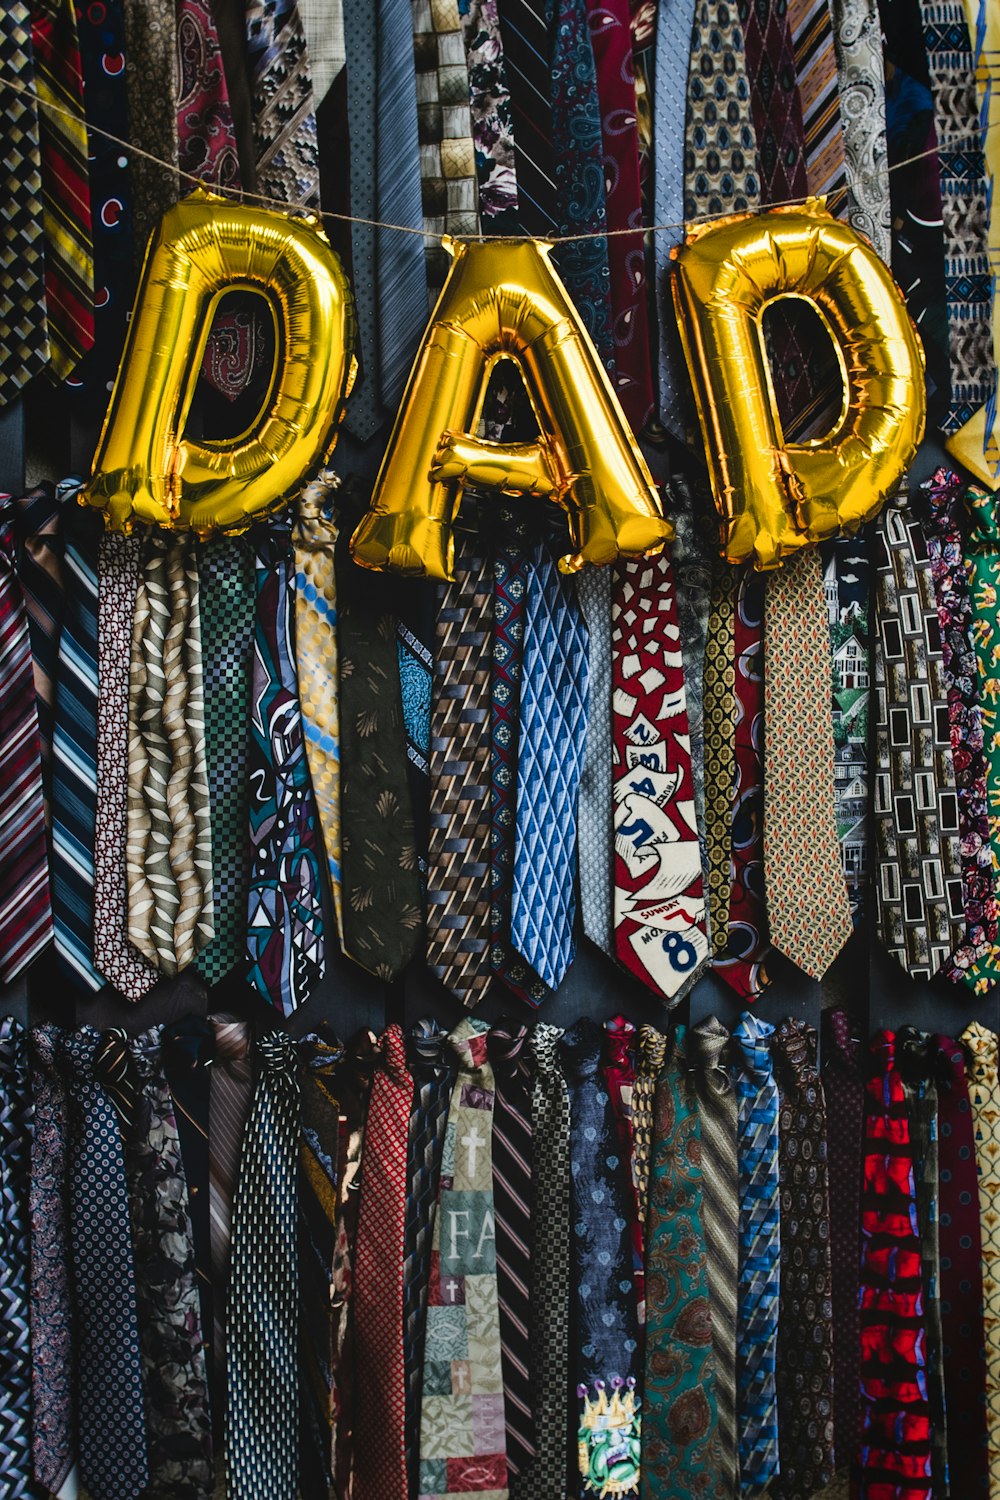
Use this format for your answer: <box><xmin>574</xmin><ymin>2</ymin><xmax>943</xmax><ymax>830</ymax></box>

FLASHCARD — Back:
<box><xmin>225</xmin><ymin>1031</ymin><xmax>301</xmax><ymax>1500</ymax></box>
<box><xmin>12</xmin><ymin>484</ymin><xmax>64</xmax><ymax>818</ymax></box>
<box><xmin>0</xmin><ymin>1019</ymin><xmax>32</xmax><ymax>1498</ymax></box>
<box><xmin>0</xmin><ymin>1</ymin><xmax>50</xmax><ymax>396</ymax></box>
<box><xmin>576</xmin><ymin>564</ymin><xmax>614</xmax><ymax>955</ymax></box>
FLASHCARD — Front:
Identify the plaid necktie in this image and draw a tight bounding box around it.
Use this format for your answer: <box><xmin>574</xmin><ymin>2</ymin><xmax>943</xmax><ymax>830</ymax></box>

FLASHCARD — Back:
<box><xmin>0</xmin><ymin>497</ymin><xmax>52</xmax><ymax>981</ymax></box>
<box><xmin>12</xmin><ymin>484</ymin><xmax>64</xmax><ymax>817</ymax></box>
<box><xmin>246</xmin><ymin>0</ymin><xmax>320</xmax><ymax>206</ymax></box>
<box><xmin>821</xmin><ymin>1008</ymin><xmax>864</xmax><ymax>1485</ymax></box>
<box><xmin>576</xmin><ymin>564</ymin><xmax>613</xmax><ymax>955</ymax></box>
<box><xmin>209</xmin><ymin>1017</ymin><xmax>253</xmax><ymax>1433</ymax></box>
<box><xmin>0</xmin><ymin>1</ymin><xmax>50</xmax><ymax>396</ymax></box>
<box><xmin>0</xmin><ymin>1019</ymin><xmax>32</xmax><ymax>1498</ymax></box>
<box><xmin>732</xmin><ymin>1011</ymin><xmax>780</xmax><ymax>1497</ymax></box>
<box><xmin>512</xmin><ymin>540</ymin><xmax>589</xmax><ymax>992</ymax></box>
<box><xmin>226</xmin><ymin>1031</ymin><xmax>301</xmax><ymax>1500</ymax></box>
<box><xmin>963</xmin><ymin>1021</ymin><xmax>1000</xmax><ymax>1490</ymax></box>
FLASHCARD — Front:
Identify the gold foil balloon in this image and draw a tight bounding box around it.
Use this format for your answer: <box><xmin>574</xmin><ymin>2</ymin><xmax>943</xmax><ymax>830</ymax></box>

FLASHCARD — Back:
<box><xmin>83</xmin><ymin>187</ymin><xmax>356</xmax><ymax>534</ymax></box>
<box><xmin>671</xmin><ymin>200</ymin><xmax>926</xmax><ymax>569</ymax></box>
<box><xmin>349</xmin><ymin>237</ymin><xmax>671</xmax><ymax>579</ymax></box>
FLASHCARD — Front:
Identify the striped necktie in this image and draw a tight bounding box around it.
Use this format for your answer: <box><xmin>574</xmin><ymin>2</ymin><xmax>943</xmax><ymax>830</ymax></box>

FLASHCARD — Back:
<box><xmin>788</xmin><ymin>0</ymin><xmax>847</xmax><ymax>209</ymax></box>
<box><xmin>0</xmin><ymin>1</ymin><xmax>50</xmax><ymax>396</ymax></box>
<box><xmin>0</xmin><ymin>1019</ymin><xmax>32</xmax><ymax>1499</ymax></box>
<box><xmin>963</xmin><ymin>1021</ymin><xmax>1000</xmax><ymax>1492</ymax></box>
<box><xmin>246</xmin><ymin>0</ymin><xmax>320</xmax><ymax>206</ymax></box>
<box><xmin>496</xmin><ymin>0</ymin><xmax>558</xmax><ymax>236</ymax></box>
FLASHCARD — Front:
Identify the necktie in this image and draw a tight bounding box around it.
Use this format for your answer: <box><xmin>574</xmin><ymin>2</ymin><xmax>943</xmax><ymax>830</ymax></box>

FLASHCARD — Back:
<box><xmin>689</xmin><ymin>1017</ymin><xmax>739</xmax><ymax>1497</ymax></box>
<box><xmin>632</xmin><ymin>1025</ymin><xmax>667</xmax><ymax>1226</ymax></box>
<box><xmin>62</xmin><ymin>1026</ymin><xmax>149</xmax><ymax>1500</ymax></box>
<box><xmin>122</xmin><ymin>0</ymin><xmax>178</xmax><ymax>258</ymax></box>
<box><xmin>612</xmin><ymin>551</ymin><xmax>708</xmax><ymax>1000</ymax></box>
<box><xmin>404</xmin><ymin>1019</ymin><xmax>457</xmax><ymax>1496</ymax></box>
<box><xmin>496</xmin><ymin>0</ymin><xmax>558</xmax><ymax>236</ymax></box>
<box><xmin>410</xmin><ymin>0</ymin><xmax>478</xmax><ymax>296</ymax></box>
<box><xmin>921</xmin><ymin>468</ymin><xmax>996</xmax><ymax>984</ymax></box>
<box><xmin>342</xmin><ymin>0</ymin><xmax>379</xmax><ymax>438</ymax></box>
<box><xmin>821</xmin><ymin>1008</ymin><xmax>864</xmax><ymax>1484</ymax></box>
<box><xmin>830</xmin><ymin>0</ymin><xmax>890</xmax><ymax>261</ymax></box>
<box><xmin>788</xmin><ymin>0</ymin><xmax>847</xmax><ymax>205</ymax></box>
<box><xmin>353</xmin><ymin>1024</ymin><xmax>413</xmax><ymax>1500</ymax></box>
<box><xmin>604</xmin><ymin>1015</ymin><xmax>645</xmax><ymax>1326</ymax></box>
<box><xmin>824</xmin><ymin>535</ymin><xmax>872</xmax><ymax>925</ymax></box>
<box><xmin>225</xmin><ymin>1031</ymin><xmax>301</xmax><ymax>1500</ymax></box>
<box><xmin>246</xmin><ymin>0</ymin><xmax>320</xmax><ymax>206</ymax></box>
<box><xmin>0</xmin><ymin>497</ymin><xmax>52</xmax><ymax>981</ymax></box>
<box><xmin>246</xmin><ymin>524</ymin><xmax>326</xmax><ymax>1013</ymax></box>
<box><xmin>737</xmin><ymin>0</ymin><xmax>808</xmax><ymax>203</ymax></box>
<box><xmin>0</xmin><ymin>1</ymin><xmax>50</xmax><ymax>396</ymax></box>
<box><xmin>561</xmin><ymin>1017</ymin><xmax>643</xmax><ymax>1500</ymax></box>
<box><xmin>576</xmin><ymin>564</ymin><xmax>614</xmax><ymax>955</ymax></box>
<box><xmin>460</xmin><ymin>0</ymin><xmax>519</xmax><ymax>231</ymax></box>
<box><xmin>732</xmin><ymin>1011</ymin><xmax>781</xmax><ymax>1497</ymax></box>
<box><xmin>964</xmin><ymin>484</ymin><xmax>1000</xmax><ymax>990</ymax></box>
<box><xmin>935</xmin><ymin>1033</ymin><xmax>990</xmax><ymax>1497</ymax></box>
<box><xmin>683</xmin><ymin>0</ymin><xmax>761</xmax><ymax>229</ymax></box>
<box><xmin>209</xmin><ymin>1016</ymin><xmax>253</xmax><ymax>1431</ymax></box>
<box><xmin>771</xmin><ymin>1019</ymin><xmax>835</xmax><ymax>1499</ymax></box>
<box><xmin>653</xmin><ymin>0</ymin><xmax>698</xmax><ymax>427</ymax></box>
<box><xmin>703</xmin><ymin>564</ymin><xmax>736</xmax><ymax>957</ymax></box>
<box><xmin>515</xmin><ymin>1022</ymin><xmax>570</xmax><ymax>1500</ymax></box>
<box><xmin>176</xmin><ymin>0</ymin><xmax>241</xmax><ymax>186</ymax></box>
<box><xmin>419</xmin><ymin>1018</ymin><xmax>507</xmax><ymax>1500</ymax></box>
<box><xmin>126</xmin><ymin>533</ymin><xmax>214</xmax><ymax>976</ymax></box>
<box><xmin>764</xmin><ymin>551</ymin><xmax>853</xmax><ymax>978</ymax></box>
<box><xmin>28</xmin><ymin>1027</ymin><xmax>78</xmax><ymax>1499</ymax></box>
<box><xmin>964</xmin><ymin>1022</ymin><xmax>1000</xmax><ymax>1491</ymax></box>
<box><xmin>125</xmin><ymin>1030</ymin><xmax>213</xmax><ymax>1497</ymax></box>
<box><xmin>297</xmin><ymin>1027</ymin><xmax>342</xmax><ymax>1499</ymax></box>
<box><xmin>873</xmin><ymin>496</ymin><xmax>967</xmax><ymax>978</ymax></box>
<box><xmin>12</xmin><ymin>484</ymin><xmax>64</xmax><ymax>816</ymax></box>
<box><xmin>426</xmin><ymin>531</ymin><xmax>494</xmax><ymax>1009</ymax></box>
<box><xmin>194</xmin><ymin>534</ymin><xmax>256</xmax><ymax>986</ymax></box>
<box><xmin>489</xmin><ymin>1021</ymin><xmax>536</xmax><ymax>1480</ymax></box>
<box><xmin>856</xmin><ymin>1031</ymin><xmax>932</xmax><ymax>1500</ymax></box>
<box><xmin>293</xmin><ymin>474</ymin><xmax>344</xmax><ymax>945</ymax></box>
<box><xmin>93</xmin><ymin>533</ymin><xmax>159</xmax><ymax>1000</ymax></box>
<box><xmin>51</xmin><ymin>494</ymin><xmax>103</xmax><ymax>993</ymax></box>
<box><xmin>642</xmin><ymin>1024</ymin><xmax>722</xmax><ymax>1499</ymax></box>
<box><xmin>512</xmin><ymin>541</ymin><xmax>589</xmax><ymax>992</ymax></box>
<box><xmin>0</xmin><ymin>1020</ymin><xmax>32</xmax><ymax>1499</ymax></box>
<box><xmin>396</xmin><ymin>580</ymin><xmax>435</xmax><ymax>878</ymax></box>
<box><xmin>919</xmin><ymin>0</ymin><xmax>996</xmax><ymax>435</ymax></box>
<box><xmin>336</xmin><ymin>540</ymin><xmax>422</xmax><ymax>980</ymax></box>
<box><xmin>30</xmin><ymin>0</ymin><xmax>94</xmax><ymax>380</ymax></box>
<box><xmin>664</xmin><ymin>476</ymin><xmax>715</xmax><ymax>882</ymax></box>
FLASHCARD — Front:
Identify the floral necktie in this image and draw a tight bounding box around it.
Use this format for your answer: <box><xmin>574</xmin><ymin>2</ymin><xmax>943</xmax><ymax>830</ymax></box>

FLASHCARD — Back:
<box><xmin>963</xmin><ymin>483</ymin><xmax>1000</xmax><ymax>991</ymax></box>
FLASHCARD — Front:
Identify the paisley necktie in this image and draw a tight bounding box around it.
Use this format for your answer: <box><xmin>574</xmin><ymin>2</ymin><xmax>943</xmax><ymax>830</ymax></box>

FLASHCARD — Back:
<box><xmin>963</xmin><ymin>1021</ymin><xmax>1000</xmax><ymax>1491</ymax></box>
<box><xmin>830</xmin><ymin>0</ymin><xmax>890</xmax><ymax>261</ymax></box>
<box><xmin>0</xmin><ymin>1019</ymin><xmax>32</xmax><ymax>1499</ymax></box>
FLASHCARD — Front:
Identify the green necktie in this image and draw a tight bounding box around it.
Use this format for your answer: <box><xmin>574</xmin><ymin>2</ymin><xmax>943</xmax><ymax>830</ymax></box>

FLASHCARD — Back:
<box><xmin>965</xmin><ymin>483</ymin><xmax>1000</xmax><ymax>989</ymax></box>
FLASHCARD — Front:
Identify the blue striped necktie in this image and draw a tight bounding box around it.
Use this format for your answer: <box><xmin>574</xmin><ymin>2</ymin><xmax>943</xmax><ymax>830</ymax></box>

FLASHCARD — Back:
<box><xmin>732</xmin><ymin>1011</ymin><xmax>781</xmax><ymax>1496</ymax></box>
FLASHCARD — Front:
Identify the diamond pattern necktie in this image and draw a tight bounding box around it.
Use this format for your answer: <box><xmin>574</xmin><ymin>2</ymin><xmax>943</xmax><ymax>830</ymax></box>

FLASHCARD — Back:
<box><xmin>246</xmin><ymin>525</ymin><xmax>325</xmax><ymax>1014</ymax></box>
<box><xmin>737</xmin><ymin>0</ymin><xmax>808</xmax><ymax>203</ymax></box>
<box><xmin>0</xmin><ymin>1020</ymin><xmax>32</xmax><ymax>1499</ymax></box>
<box><xmin>226</xmin><ymin>1031</ymin><xmax>301</xmax><ymax>1500</ymax></box>
<box><xmin>964</xmin><ymin>484</ymin><xmax>1000</xmax><ymax>991</ymax></box>
<box><xmin>0</xmin><ymin>497</ymin><xmax>52</xmax><ymax>981</ymax></box>
<box><xmin>512</xmin><ymin>541</ymin><xmax>589</xmax><ymax>993</ymax></box>
<box><xmin>194</xmin><ymin>534</ymin><xmax>255</xmax><ymax>986</ymax></box>
<box><xmin>643</xmin><ymin>1025</ymin><xmax>722</xmax><ymax>1498</ymax></box>
<box><xmin>771</xmin><ymin>1019</ymin><xmax>835</xmax><ymax>1499</ymax></box>
<box><xmin>419</xmin><ymin>1018</ymin><xmax>507</xmax><ymax>1499</ymax></box>
<box><xmin>689</xmin><ymin>1017</ymin><xmax>739</xmax><ymax>1497</ymax></box>
<box><xmin>856</xmin><ymin>1030</ymin><xmax>932</xmax><ymax>1500</ymax></box>
<box><xmin>831</xmin><ymin>0</ymin><xmax>890</xmax><ymax>260</ymax></box>
<box><xmin>612</xmin><ymin>551</ymin><xmax>708</xmax><ymax>1001</ymax></box>
<box><xmin>703</xmin><ymin>564</ymin><xmax>736</xmax><ymax>958</ymax></box>
<box><xmin>246</xmin><ymin>0</ymin><xmax>320</xmax><ymax>206</ymax></box>
<box><xmin>489</xmin><ymin>1021</ymin><xmax>535</xmax><ymax>1480</ymax></box>
<box><xmin>495</xmin><ymin>0</ymin><xmax>558</xmax><ymax>236</ymax></box>
<box><xmin>0</xmin><ymin>1</ymin><xmax>50</xmax><ymax>396</ymax></box>
<box><xmin>62</xmin><ymin>1026</ymin><xmax>149</xmax><ymax>1500</ymax></box>
<box><xmin>576</xmin><ymin>564</ymin><xmax>613</xmax><ymax>955</ymax></box>
<box><xmin>764</xmin><ymin>550</ymin><xmax>853</xmax><ymax>978</ymax></box>
<box><xmin>297</xmin><ymin>1027</ymin><xmax>342</xmax><ymax>1499</ymax></box>
<box><xmin>873</xmin><ymin>496</ymin><xmax>967</xmax><ymax>979</ymax></box>
<box><xmin>732</xmin><ymin>1012</ymin><xmax>780</xmax><ymax>1498</ymax></box>
<box><xmin>821</xmin><ymin>1008</ymin><xmax>864</xmax><ymax>1483</ymax></box>
<box><xmin>209</xmin><ymin>1016</ymin><xmax>253</xmax><ymax>1433</ymax></box>
<box><xmin>963</xmin><ymin>1022</ymin><xmax>1000</xmax><ymax>1490</ymax></box>
<box><xmin>633</xmin><ymin>1025</ymin><xmax>667</xmax><ymax>1226</ymax></box>
<box><xmin>353</xmin><ymin>1024</ymin><xmax>413</xmax><ymax>1500</ymax></box>
<box><xmin>426</xmin><ymin>531</ymin><xmax>494</xmax><ymax>1009</ymax></box>
<box><xmin>13</xmin><ymin>484</ymin><xmax>64</xmax><ymax>818</ymax></box>
<box><xmin>93</xmin><ymin>533</ymin><xmax>159</xmax><ymax>1000</ymax></box>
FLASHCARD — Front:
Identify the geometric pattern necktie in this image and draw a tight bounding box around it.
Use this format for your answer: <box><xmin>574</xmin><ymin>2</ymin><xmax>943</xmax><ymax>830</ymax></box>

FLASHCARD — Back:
<box><xmin>0</xmin><ymin>497</ymin><xmax>52</xmax><ymax>981</ymax></box>
<box><xmin>684</xmin><ymin>0</ymin><xmax>761</xmax><ymax>229</ymax></box>
<box><xmin>856</xmin><ymin>1030</ymin><xmax>932</xmax><ymax>1500</ymax></box>
<box><xmin>576</xmin><ymin>563</ymin><xmax>613</xmax><ymax>956</ymax></box>
<box><xmin>512</xmin><ymin>540</ymin><xmax>589</xmax><ymax>992</ymax></box>
<box><xmin>788</xmin><ymin>0</ymin><xmax>847</xmax><ymax>207</ymax></box>
<box><xmin>246</xmin><ymin>0</ymin><xmax>320</xmax><ymax>206</ymax></box>
<box><xmin>830</xmin><ymin>0</ymin><xmax>890</xmax><ymax>260</ymax></box>
<box><xmin>732</xmin><ymin>1011</ymin><xmax>781</xmax><ymax>1498</ymax></box>
<box><xmin>821</xmin><ymin>1007</ymin><xmax>864</xmax><ymax>1483</ymax></box>
<box><xmin>0</xmin><ymin>0</ymin><xmax>51</xmax><ymax>396</ymax></box>
<box><xmin>703</xmin><ymin>562</ymin><xmax>736</xmax><ymax>959</ymax></box>
<box><xmin>0</xmin><ymin>1018</ymin><xmax>32</xmax><ymax>1499</ymax></box>
<box><xmin>225</xmin><ymin>1032</ymin><xmax>301</xmax><ymax>1500</ymax></box>
<box><xmin>963</xmin><ymin>1021</ymin><xmax>1000</xmax><ymax>1491</ymax></box>
<box><xmin>872</xmin><ymin>497</ymin><xmax>966</xmax><ymax>979</ymax></box>
<box><xmin>963</xmin><ymin>483</ymin><xmax>1000</xmax><ymax>991</ymax></box>
<box><xmin>410</xmin><ymin>0</ymin><xmax>478</xmax><ymax>294</ymax></box>
<box><xmin>764</xmin><ymin>549</ymin><xmax>853</xmax><ymax>978</ymax></box>
<box><xmin>612</xmin><ymin>552</ymin><xmax>708</xmax><ymax>1000</ymax></box>
<box><xmin>419</xmin><ymin>1018</ymin><xmax>507</xmax><ymax>1499</ymax></box>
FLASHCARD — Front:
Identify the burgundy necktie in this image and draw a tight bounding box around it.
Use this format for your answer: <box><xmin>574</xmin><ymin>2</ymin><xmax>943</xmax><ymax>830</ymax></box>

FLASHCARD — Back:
<box><xmin>821</xmin><ymin>1007</ymin><xmax>864</xmax><ymax>1483</ymax></box>
<box><xmin>603</xmin><ymin>1014</ymin><xmax>645</xmax><ymax>1331</ymax></box>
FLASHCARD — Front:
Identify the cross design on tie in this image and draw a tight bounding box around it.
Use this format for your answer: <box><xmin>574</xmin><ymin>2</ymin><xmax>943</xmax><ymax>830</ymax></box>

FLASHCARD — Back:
<box><xmin>463</xmin><ymin>1126</ymin><xmax>485</xmax><ymax>1177</ymax></box>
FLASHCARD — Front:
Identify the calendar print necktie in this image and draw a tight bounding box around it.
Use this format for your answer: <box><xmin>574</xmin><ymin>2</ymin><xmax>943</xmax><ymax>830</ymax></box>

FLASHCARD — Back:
<box><xmin>0</xmin><ymin>1019</ymin><xmax>32</xmax><ymax>1499</ymax></box>
<box><xmin>612</xmin><ymin>552</ymin><xmax>708</xmax><ymax>1001</ymax></box>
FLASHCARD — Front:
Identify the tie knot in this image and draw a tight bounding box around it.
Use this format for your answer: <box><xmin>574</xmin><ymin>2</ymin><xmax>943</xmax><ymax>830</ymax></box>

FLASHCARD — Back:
<box><xmin>823</xmin><ymin>1007</ymin><xmax>861</xmax><ymax>1073</ymax></box>
<box><xmin>380</xmin><ymin>1023</ymin><xmax>410</xmax><ymax>1084</ymax></box>
<box><xmin>528</xmin><ymin>1022</ymin><xmax>564</xmax><ymax>1075</ymax></box>
<box><xmin>963</xmin><ymin>1022</ymin><xmax>998</xmax><ymax>1083</ymax></box>
<box><xmin>732</xmin><ymin>1012</ymin><xmax>774</xmax><ymax>1083</ymax></box>
<box><xmin>94</xmin><ymin>1029</ymin><xmax>143</xmax><ymax>1131</ymax></box>
<box><xmin>448</xmin><ymin>1018</ymin><xmax>492</xmax><ymax>1076</ymax></box>
<box><xmin>59</xmin><ymin>1025</ymin><xmax>101</xmax><ymax>1084</ymax></box>
<box><xmin>212</xmin><ymin>1016</ymin><xmax>251</xmax><ymax>1068</ymax></box>
<box><xmin>638</xmin><ymin>1024</ymin><xmax>667</xmax><ymax>1075</ymax></box>
<box><xmin>295</xmin><ymin>471</ymin><xmax>340</xmax><ymax>545</ymax></box>
<box><xmin>29</xmin><ymin>1024</ymin><xmax>63</xmax><ymax>1074</ymax></box>
<box><xmin>0</xmin><ymin>1016</ymin><xmax>26</xmax><ymax>1075</ymax></box>
<box><xmin>965</xmin><ymin>482</ymin><xmax>1000</xmax><ymax>548</ymax></box>
<box><xmin>257</xmin><ymin>1030</ymin><xmax>296</xmax><ymax>1076</ymax></box>
<box><xmin>933</xmin><ymin>1033</ymin><xmax>968</xmax><ymax>1091</ymax></box>
<box><xmin>487</xmin><ymin>1021</ymin><xmax>532</xmax><ymax>1078</ymax></box>
<box><xmin>774</xmin><ymin>1018</ymin><xmax>817</xmax><ymax>1086</ymax></box>
<box><xmin>161</xmin><ymin>1015</ymin><xmax>215</xmax><ymax>1073</ymax></box>
<box><xmin>559</xmin><ymin>1017</ymin><xmax>603</xmax><ymax>1080</ymax></box>
<box><xmin>299</xmin><ymin>1027</ymin><xmax>344</xmax><ymax>1077</ymax></box>
<box><xmin>688</xmin><ymin>1017</ymin><xmax>732</xmax><ymax>1090</ymax></box>
<box><xmin>605</xmin><ymin>1014</ymin><xmax>636</xmax><ymax>1070</ymax></box>
<box><xmin>408</xmin><ymin>1017</ymin><xmax>450</xmax><ymax>1077</ymax></box>
<box><xmin>897</xmin><ymin>1025</ymin><xmax>933</xmax><ymax>1084</ymax></box>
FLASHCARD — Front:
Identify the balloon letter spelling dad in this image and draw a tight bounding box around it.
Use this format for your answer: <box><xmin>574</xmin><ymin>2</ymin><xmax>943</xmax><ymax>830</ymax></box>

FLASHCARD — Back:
<box><xmin>84</xmin><ymin>188</ymin><xmax>356</xmax><ymax>534</ymax></box>
<box><xmin>350</xmin><ymin>238</ymin><xmax>671</xmax><ymax>580</ymax></box>
<box><xmin>671</xmin><ymin>201</ymin><xmax>926</xmax><ymax>569</ymax></box>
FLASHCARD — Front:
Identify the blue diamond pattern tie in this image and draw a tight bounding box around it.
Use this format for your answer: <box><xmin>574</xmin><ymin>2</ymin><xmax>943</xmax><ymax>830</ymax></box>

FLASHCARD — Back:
<box><xmin>732</xmin><ymin>1011</ymin><xmax>781</xmax><ymax>1497</ymax></box>
<box><xmin>511</xmin><ymin>540</ymin><xmax>590</xmax><ymax>990</ymax></box>
<box><xmin>0</xmin><ymin>1018</ymin><xmax>32</xmax><ymax>1497</ymax></box>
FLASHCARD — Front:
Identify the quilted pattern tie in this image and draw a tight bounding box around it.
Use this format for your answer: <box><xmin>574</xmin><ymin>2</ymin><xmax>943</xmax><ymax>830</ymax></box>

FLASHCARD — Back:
<box><xmin>353</xmin><ymin>1025</ymin><xmax>413</xmax><ymax>1500</ymax></box>
<box><xmin>512</xmin><ymin>541</ymin><xmax>589</xmax><ymax>992</ymax></box>
<box><xmin>764</xmin><ymin>550</ymin><xmax>853</xmax><ymax>978</ymax></box>
<box><xmin>643</xmin><ymin>1025</ymin><xmax>722</xmax><ymax>1498</ymax></box>
<box><xmin>0</xmin><ymin>1</ymin><xmax>50</xmax><ymax>396</ymax></box>
<box><xmin>576</xmin><ymin>565</ymin><xmax>614</xmax><ymax>955</ymax></box>
<box><xmin>0</xmin><ymin>1020</ymin><xmax>32</xmax><ymax>1499</ymax></box>
<box><xmin>964</xmin><ymin>1021</ymin><xmax>1000</xmax><ymax>1490</ymax></box>
<box><xmin>830</xmin><ymin>0</ymin><xmax>890</xmax><ymax>260</ymax></box>
<box><xmin>426</xmin><ymin>531</ymin><xmax>494</xmax><ymax>1009</ymax></box>
<box><xmin>246</xmin><ymin>0</ymin><xmax>320</xmax><ymax>206</ymax></box>
<box><xmin>419</xmin><ymin>1018</ymin><xmax>507</xmax><ymax>1499</ymax></box>
<box><xmin>225</xmin><ymin>1032</ymin><xmax>301</xmax><ymax>1500</ymax></box>
<box><xmin>612</xmin><ymin>552</ymin><xmax>708</xmax><ymax>1001</ymax></box>
<box><xmin>732</xmin><ymin>1012</ymin><xmax>781</xmax><ymax>1498</ymax></box>
<box><xmin>821</xmin><ymin>1008</ymin><xmax>864</xmax><ymax>1482</ymax></box>
<box><xmin>962</xmin><ymin>484</ymin><xmax>1000</xmax><ymax>992</ymax></box>
<box><xmin>410</xmin><ymin>0</ymin><xmax>478</xmax><ymax>294</ymax></box>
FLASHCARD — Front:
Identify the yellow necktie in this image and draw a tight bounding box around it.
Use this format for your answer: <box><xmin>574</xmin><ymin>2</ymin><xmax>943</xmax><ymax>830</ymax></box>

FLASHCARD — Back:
<box><xmin>963</xmin><ymin>1019</ymin><xmax>1000</xmax><ymax>1491</ymax></box>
